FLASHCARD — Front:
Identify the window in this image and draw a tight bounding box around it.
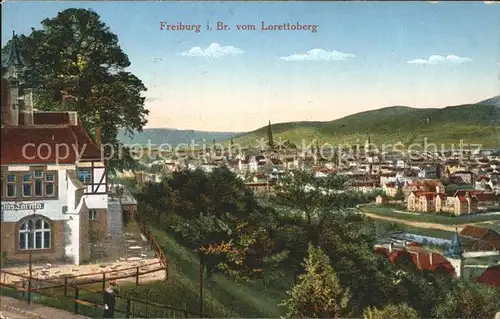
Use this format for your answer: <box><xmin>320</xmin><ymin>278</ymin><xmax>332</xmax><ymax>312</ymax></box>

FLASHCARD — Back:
<box><xmin>19</xmin><ymin>218</ymin><xmax>51</xmax><ymax>250</ymax></box>
<box><xmin>45</xmin><ymin>174</ymin><xmax>55</xmax><ymax>197</ymax></box>
<box><xmin>7</xmin><ymin>174</ymin><xmax>16</xmax><ymax>198</ymax></box>
<box><xmin>78</xmin><ymin>169</ymin><xmax>92</xmax><ymax>183</ymax></box>
<box><xmin>22</xmin><ymin>174</ymin><xmax>32</xmax><ymax>197</ymax></box>
<box><xmin>34</xmin><ymin>170</ymin><xmax>43</xmax><ymax>197</ymax></box>
<box><xmin>89</xmin><ymin>210</ymin><xmax>97</xmax><ymax>220</ymax></box>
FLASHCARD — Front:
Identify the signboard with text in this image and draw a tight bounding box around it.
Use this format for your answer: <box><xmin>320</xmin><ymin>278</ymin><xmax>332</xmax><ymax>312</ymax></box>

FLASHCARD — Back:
<box><xmin>0</xmin><ymin>202</ymin><xmax>45</xmax><ymax>212</ymax></box>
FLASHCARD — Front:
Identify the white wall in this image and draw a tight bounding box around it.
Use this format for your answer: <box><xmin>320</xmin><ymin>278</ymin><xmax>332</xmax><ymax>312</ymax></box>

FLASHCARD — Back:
<box><xmin>84</xmin><ymin>194</ymin><xmax>107</xmax><ymax>209</ymax></box>
<box><xmin>1</xmin><ymin>164</ymin><xmax>85</xmax><ymax>265</ymax></box>
<box><xmin>1</xmin><ymin>165</ymin><xmax>74</xmax><ymax>223</ymax></box>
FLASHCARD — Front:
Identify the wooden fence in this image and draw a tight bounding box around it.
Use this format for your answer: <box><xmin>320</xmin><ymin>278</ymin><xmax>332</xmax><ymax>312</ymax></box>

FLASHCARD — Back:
<box><xmin>1</xmin><ymin>260</ymin><xmax>164</xmax><ymax>291</ymax></box>
<box><xmin>0</xmin><ymin>266</ymin><xmax>203</xmax><ymax>318</ymax></box>
<box><xmin>135</xmin><ymin>212</ymin><xmax>169</xmax><ymax>281</ymax></box>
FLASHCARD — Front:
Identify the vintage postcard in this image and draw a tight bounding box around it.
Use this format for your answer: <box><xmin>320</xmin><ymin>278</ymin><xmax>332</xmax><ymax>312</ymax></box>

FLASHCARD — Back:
<box><xmin>1</xmin><ymin>1</ymin><xmax>499</xmax><ymax>318</ymax></box>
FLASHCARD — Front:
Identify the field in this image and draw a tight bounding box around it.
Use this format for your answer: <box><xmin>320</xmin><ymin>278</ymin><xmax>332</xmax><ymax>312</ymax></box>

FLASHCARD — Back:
<box><xmin>360</xmin><ymin>205</ymin><xmax>500</xmax><ymax>226</ymax></box>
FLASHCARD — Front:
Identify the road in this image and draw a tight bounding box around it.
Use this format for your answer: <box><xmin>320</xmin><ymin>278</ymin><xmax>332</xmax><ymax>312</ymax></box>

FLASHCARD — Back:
<box><xmin>0</xmin><ymin>308</ymin><xmax>32</xmax><ymax>319</ymax></box>
<box><xmin>363</xmin><ymin>212</ymin><xmax>462</xmax><ymax>232</ymax></box>
<box><xmin>0</xmin><ymin>296</ymin><xmax>88</xmax><ymax>319</ymax></box>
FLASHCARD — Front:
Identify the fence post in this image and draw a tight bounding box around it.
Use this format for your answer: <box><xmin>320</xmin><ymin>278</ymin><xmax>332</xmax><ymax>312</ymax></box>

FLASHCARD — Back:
<box><xmin>135</xmin><ymin>267</ymin><xmax>139</xmax><ymax>286</ymax></box>
<box><xmin>64</xmin><ymin>277</ymin><xmax>68</xmax><ymax>297</ymax></box>
<box><xmin>164</xmin><ymin>256</ymin><xmax>169</xmax><ymax>281</ymax></box>
<box><xmin>102</xmin><ymin>272</ymin><xmax>106</xmax><ymax>291</ymax></box>
<box><xmin>126</xmin><ymin>298</ymin><xmax>132</xmax><ymax>318</ymax></box>
<box><xmin>74</xmin><ymin>287</ymin><xmax>79</xmax><ymax>314</ymax></box>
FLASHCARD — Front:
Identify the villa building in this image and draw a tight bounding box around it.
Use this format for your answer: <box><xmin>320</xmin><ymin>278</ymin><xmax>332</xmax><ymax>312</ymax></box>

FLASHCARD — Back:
<box><xmin>0</xmin><ymin>32</ymin><xmax>108</xmax><ymax>265</ymax></box>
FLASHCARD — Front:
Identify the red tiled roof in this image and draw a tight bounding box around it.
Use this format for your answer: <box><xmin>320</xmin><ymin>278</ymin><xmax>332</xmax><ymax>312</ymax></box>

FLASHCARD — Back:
<box><xmin>476</xmin><ymin>265</ymin><xmax>500</xmax><ymax>287</ymax></box>
<box><xmin>474</xmin><ymin>192</ymin><xmax>496</xmax><ymax>202</ymax></box>
<box><xmin>460</xmin><ymin>225</ymin><xmax>500</xmax><ymax>240</ymax></box>
<box><xmin>380</xmin><ymin>173</ymin><xmax>396</xmax><ymax>177</ymax></box>
<box><xmin>477</xmin><ymin>175</ymin><xmax>490</xmax><ymax>182</ymax></box>
<box><xmin>270</xmin><ymin>158</ymin><xmax>283</xmax><ymax>165</ymax></box>
<box><xmin>353</xmin><ymin>182</ymin><xmax>376</xmax><ymax>187</ymax></box>
<box><xmin>1</xmin><ymin>125</ymin><xmax>101</xmax><ymax>164</ymax></box>
<box><xmin>385</xmin><ymin>182</ymin><xmax>396</xmax><ymax>188</ymax></box>
<box><xmin>381</xmin><ymin>248</ymin><xmax>454</xmax><ymax>274</ymax></box>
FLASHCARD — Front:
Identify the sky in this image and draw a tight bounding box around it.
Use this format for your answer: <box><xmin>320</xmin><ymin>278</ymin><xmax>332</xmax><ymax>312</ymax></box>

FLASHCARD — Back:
<box><xmin>2</xmin><ymin>1</ymin><xmax>500</xmax><ymax>132</ymax></box>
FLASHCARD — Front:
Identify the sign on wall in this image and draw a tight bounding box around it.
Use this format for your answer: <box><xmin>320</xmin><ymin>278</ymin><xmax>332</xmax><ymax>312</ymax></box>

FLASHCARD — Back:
<box><xmin>0</xmin><ymin>202</ymin><xmax>45</xmax><ymax>211</ymax></box>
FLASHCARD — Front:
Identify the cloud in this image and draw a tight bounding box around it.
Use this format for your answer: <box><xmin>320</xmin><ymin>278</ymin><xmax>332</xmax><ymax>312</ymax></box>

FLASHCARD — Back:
<box><xmin>407</xmin><ymin>55</ymin><xmax>473</xmax><ymax>65</ymax></box>
<box><xmin>484</xmin><ymin>1</ymin><xmax>500</xmax><ymax>4</ymax></box>
<box><xmin>179</xmin><ymin>43</ymin><xmax>245</xmax><ymax>58</ymax></box>
<box><xmin>145</xmin><ymin>97</ymin><xmax>161</xmax><ymax>102</ymax></box>
<box><xmin>279</xmin><ymin>49</ymin><xmax>355</xmax><ymax>61</ymax></box>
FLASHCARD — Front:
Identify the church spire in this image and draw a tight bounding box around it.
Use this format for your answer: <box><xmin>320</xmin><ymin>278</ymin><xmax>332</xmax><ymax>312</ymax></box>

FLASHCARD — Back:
<box><xmin>444</xmin><ymin>226</ymin><xmax>463</xmax><ymax>259</ymax></box>
<box><xmin>267</xmin><ymin>120</ymin><xmax>274</xmax><ymax>149</ymax></box>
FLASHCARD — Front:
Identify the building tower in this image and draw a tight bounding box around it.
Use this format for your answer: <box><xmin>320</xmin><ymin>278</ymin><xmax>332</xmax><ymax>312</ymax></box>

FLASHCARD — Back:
<box><xmin>444</xmin><ymin>228</ymin><xmax>465</xmax><ymax>279</ymax></box>
<box><xmin>2</xmin><ymin>31</ymin><xmax>33</xmax><ymax>127</ymax></box>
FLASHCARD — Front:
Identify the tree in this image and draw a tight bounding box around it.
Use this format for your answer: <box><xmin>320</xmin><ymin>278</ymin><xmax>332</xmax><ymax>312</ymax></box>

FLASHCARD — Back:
<box><xmin>319</xmin><ymin>213</ymin><xmax>396</xmax><ymax>315</ymax></box>
<box><xmin>394</xmin><ymin>184</ymin><xmax>405</xmax><ymax>200</ymax></box>
<box><xmin>363</xmin><ymin>303</ymin><xmax>419</xmax><ymax>319</ymax></box>
<box><xmin>272</xmin><ymin>169</ymin><xmax>356</xmax><ymax>237</ymax></box>
<box><xmin>281</xmin><ymin>244</ymin><xmax>350</xmax><ymax>318</ymax></box>
<box><xmin>2</xmin><ymin>9</ymin><xmax>149</xmax><ymax>171</ymax></box>
<box><xmin>433</xmin><ymin>281</ymin><xmax>500</xmax><ymax>319</ymax></box>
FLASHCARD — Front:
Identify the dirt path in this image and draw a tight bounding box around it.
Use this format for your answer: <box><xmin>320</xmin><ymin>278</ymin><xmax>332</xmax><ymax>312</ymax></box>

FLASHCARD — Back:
<box><xmin>0</xmin><ymin>296</ymin><xmax>88</xmax><ymax>319</ymax></box>
<box><xmin>364</xmin><ymin>213</ymin><xmax>461</xmax><ymax>232</ymax></box>
<box><xmin>1</xmin><ymin>258</ymin><xmax>165</xmax><ymax>287</ymax></box>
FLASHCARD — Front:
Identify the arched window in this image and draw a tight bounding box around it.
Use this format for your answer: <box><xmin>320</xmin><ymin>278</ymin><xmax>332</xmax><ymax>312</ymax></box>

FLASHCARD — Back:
<box><xmin>19</xmin><ymin>218</ymin><xmax>51</xmax><ymax>250</ymax></box>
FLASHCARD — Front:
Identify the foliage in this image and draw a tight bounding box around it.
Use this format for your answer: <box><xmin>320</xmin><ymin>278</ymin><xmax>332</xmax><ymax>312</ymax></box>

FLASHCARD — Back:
<box><xmin>2</xmin><ymin>9</ymin><xmax>149</xmax><ymax>171</ymax></box>
<box><xmin>280</xmin><ymin>244</ymin><xmax>350</xmax><ymax>318</ymax></box>
<box><xmin>394</xmin><ymin>184</ymin><xmax>405</xmax><ymax>200</ymax></box>
<box><xmin>134</xmin><ymin>167</ymin><xmax>500</xmax><ymax>318</ymax></box>
<box><xmin>363</xmin><ymin>303</ymin><xmax>419</xmax><ymax>319</ymax></box>
<box><xmin>433</xmin><ymin>281</ymin><xmax>500</xmax><ymax>319</ymax></box>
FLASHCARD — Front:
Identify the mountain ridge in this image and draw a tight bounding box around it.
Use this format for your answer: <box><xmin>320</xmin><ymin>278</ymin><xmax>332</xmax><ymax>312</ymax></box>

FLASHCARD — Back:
<box><xmin>228</xmin><ymin>96</ymin><xmax>500</xmax><ymax>148</ymax></box>
<box><xmin>118</xmin><ymin>95</ymin><xmax>500</xmax><ymax>148</ymax></box>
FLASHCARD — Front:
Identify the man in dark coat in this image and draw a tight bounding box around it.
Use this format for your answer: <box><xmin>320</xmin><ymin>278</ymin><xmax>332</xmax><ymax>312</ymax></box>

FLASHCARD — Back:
<box><xmin>103</xmin><ymin>285</ymin><xmax>116</xmax><ymax>318</ymax></box>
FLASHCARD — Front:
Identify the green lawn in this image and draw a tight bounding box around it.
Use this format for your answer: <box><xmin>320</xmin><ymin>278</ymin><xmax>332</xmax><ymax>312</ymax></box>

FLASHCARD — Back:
<box><xmin>361</xmin><ymin>205</ymin><xmax>500</xmax><ymax>225</ymax></box>
<box><xmin>121</xmin><ymin>227</ymin><xmax>289</xmax><ymax>318</ymax></box>
<box><xmin>378</xmin><ymin>221</ymin><xmax>455</xmax><ymax>239</ymax></box>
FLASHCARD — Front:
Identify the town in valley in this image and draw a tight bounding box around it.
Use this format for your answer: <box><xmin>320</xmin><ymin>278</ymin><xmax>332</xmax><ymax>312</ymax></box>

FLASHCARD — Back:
<box><xmin>1</xmin><ymin>1</ymin><xmax>500</xmax><ymax>319</ymax></box>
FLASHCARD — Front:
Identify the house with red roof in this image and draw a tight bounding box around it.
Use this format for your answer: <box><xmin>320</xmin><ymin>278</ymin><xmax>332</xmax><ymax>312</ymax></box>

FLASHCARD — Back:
<box><xmin>476</xmin><ymin>265</ymin><xmax>500</xmax><ymax>287</ymax></box>
<box><xmin>374</xmin><ymin>243</ymin><xmax>456</xmax><ymax>276</ymax></box>
<box><xmin>1</xmin><ymin>33</ymin><xmax>108</xmax><ymax>265</ymax></box>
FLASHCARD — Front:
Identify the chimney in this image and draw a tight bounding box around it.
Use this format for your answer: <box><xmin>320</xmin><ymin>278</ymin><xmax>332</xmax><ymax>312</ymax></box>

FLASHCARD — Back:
<box><xmin>68</xmin><ymin>111</ymin><xmax>78</xmax><ymax>126</ymax></box>
<box><xmin>429</xmin><ymin>252</ymin><xmax>433</xmax><ymax>265</ymax></box>
<box><xmin>20</xmin><ymin>89</ymin><xmax>34</xmax><ymax>126</ymax></box>
<box><xmin>95</xmin><ymin>126</ymin><xmax>102</xmax><ymax>146</ymax></box>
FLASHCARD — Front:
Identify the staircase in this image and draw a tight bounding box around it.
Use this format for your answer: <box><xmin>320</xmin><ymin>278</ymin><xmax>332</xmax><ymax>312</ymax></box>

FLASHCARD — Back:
<box><xmin>107</xmin><ymin>199</ymin><xmax>124</xmax><ymax>235</ymax></box>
